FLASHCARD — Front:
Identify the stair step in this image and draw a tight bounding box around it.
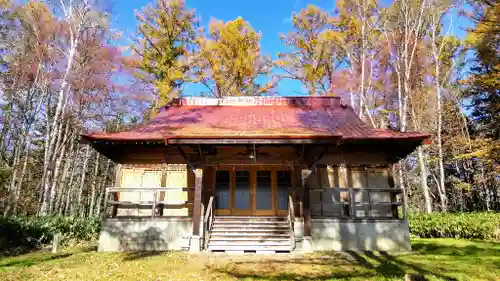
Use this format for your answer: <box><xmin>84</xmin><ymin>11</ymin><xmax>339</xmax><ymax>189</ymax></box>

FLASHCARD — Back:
<box><xmin>215</xmin><ymin>216</ymin><xmax>287</xmax><ymax>221</ymax></box>
<box><xmin>214</xmin><ymin>220</ymin><xmax>288</xmax><ymax>226</ymax></box>
<box><xmin>209</xmin><ymin>241</ymin><xmax>291</xmax><ymax>246</ymax></box>
<box><xmin>209</xmin><ymin>237</ymin><xmax>290</xmax><ymax>241</ymax></box>
<box><xmin>215</xmin><ymin>216</ymin><xmax>287</xmax><ymax>218</ymax></box>
<box><xmin>208</xmin><ymin>216</ymin><xmax>293</xmax><ymax>253</ymax></box>
<box><xmin>211</xmin><ymin>233</ymin><xmax>290</xmax><ymax>238</ymax></box>
<box><xmin>212</xmin><ymin>228</ymin><xmax>288</xmax><ymax>233</ymax></box>
<box><xmin>212</xmin><ymin>224</ymin><xmax>290</xmax><ymax>231</ymax></box>
<box><xmin>208</xmin><ymin>245</ymin><xmax>291</xmax><ymax>251</ymax></box>
<box><xmin>213</xmin><ymin>222</ymin><xmax>287</xmax><ymax>225</ymax></box>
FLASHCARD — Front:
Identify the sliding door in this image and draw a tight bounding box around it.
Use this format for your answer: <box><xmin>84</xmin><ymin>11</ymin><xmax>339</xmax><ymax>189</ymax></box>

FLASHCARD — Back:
<box><xmin>232</xmin><ymin>170</ymin><xmax>253</xmax><ymax>215</ymax></box>
<box><xmin>214</xmin><ymin>166</ymin><xmax>293</xmax><ymax>216</ymax></box>
<box><xmin>214</xmin><ymin>170</ymin><xmax>231</xmax><ymax>215</ymax></box>
<box><xmin>254</xmin><ymin>170</ymin><xmax>274</xmax><ymax>215</ymax></box>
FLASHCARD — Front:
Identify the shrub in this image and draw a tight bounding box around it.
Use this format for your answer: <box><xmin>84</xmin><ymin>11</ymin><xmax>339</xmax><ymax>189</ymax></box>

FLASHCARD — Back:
<box><xmin>0</xmin><ymin>216</ymin><xmax>101</xmax><ymax>252</ymax></box>
<box><xmin>1</xmin><ymin>212</ymin><xmax>498</xmax><ymax>253</ymax></box>
<box><xmin>408</xmin><ymin>212</ymin><xmax>500</xmax><ymax>240</ymax></box>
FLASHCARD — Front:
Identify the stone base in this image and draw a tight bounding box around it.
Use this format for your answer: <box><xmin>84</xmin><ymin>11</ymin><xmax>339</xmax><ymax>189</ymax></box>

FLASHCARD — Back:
<box><xmin>98</xmin><ymin>218</ymin><xmax>192</xmax><ymax>252</ymax></box>
<box><xmin>310</xmin><ymin>219</ymin><xmax>411</xmax><ymax>252</ymax></box>
<box><xmin>189</xmin><ymin>236</ymin><xmax>201</xmax><ymax>252</ymax></box>
<box><xmin>302</xmin><ymin>236</ymin><xmax>314</xmax><ymax>253</ymax></box>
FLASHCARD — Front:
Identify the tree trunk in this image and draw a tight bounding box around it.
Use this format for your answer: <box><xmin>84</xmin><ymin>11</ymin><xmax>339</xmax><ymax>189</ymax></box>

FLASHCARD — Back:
<box><xmin>39</xmin><ymin>115</ymin><xmax>53</xmax><ymax>215</ymax></box>
<box><xmin>64</xmin><ymin>149</ymin><xmax>79</xmax><ymax>216</ymax></box>
<box><xmin>48</xmin><ymin>120</ymin><xmax>71</xmax><ymax>214</ymax></box>
<box><xmin>41</xmin><ymin>3</ymin><xmax>87</xmax><ymax>215</ymax></box>
<box><xmin>95</xmin><ymin>158</ymin><xmax>111</xmax><ymax>216</ymax></box>
<box><xmin>0</xmin><ymin>101</ymin><xmax>12</xmax><ymax>166</ymax></box>
<box><xmin>397</xmin><ymin>162</ymin><xmax>408</xmax><ymax>212</ymax></box>
<box><xmin>431</xmin><ymin>23</ymin><xmax>448</xmax><ymax>212</ymax></box>
<box><xmin>417</xmin><ymin>146</ymin><xmax>432</xmax><ymax>213</ymax></box>
<box><xmin>357</xmin><ymin>0</ymin><xmax>367</xmax><ymax>119</ymax></box>
<box><xmin>13</xmin><ymin>142</ymin><xmax>31</xmax><ymax>216</ymax></box>
<box><xmin>88</xmin><ymin>152</ymin><xmax>100</xmax><ymax>217</ymax></box>
<box><xmin>3</xmin><ymin>139</ymin><xmax>22</xmax><ymax>217</ymax></box>
<box><xmin>76</xmin><ymin>145</ymin><xmax>91</xmax><ymax>216</ymax></box>
<box><xmin>95</xmin><ymin>183</ymin><xmax>105</xmax><ymax>217</ymax></box>
<box><xmin>57</xmin><ymin>138</ymin><xmax>76</xmax><ymax>215</ymax></box>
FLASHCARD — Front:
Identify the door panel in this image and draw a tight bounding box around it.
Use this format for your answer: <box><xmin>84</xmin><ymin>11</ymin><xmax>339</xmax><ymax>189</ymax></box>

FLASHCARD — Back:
<box><xmin>214</xmin><ymin>166</ymin><xmax>292</xmax><ymax>216</ymax></box>
<box><xmin>215</xmin><ymin>170</ymin><xmax>231</xmax><ymax>215</ymax></box>
<box><xmin>255</xmin><ymin>170</ymin><xmax>273</xmax><ymax>215</ymax></box>
<box><xmin>233</xmin><ymin>171</ymin><xmax>251</xmax><ymax>209</ymax></box>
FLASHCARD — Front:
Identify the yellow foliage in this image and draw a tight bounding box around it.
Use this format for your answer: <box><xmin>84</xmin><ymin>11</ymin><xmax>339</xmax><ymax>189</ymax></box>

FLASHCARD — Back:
<box><xmin>132</xmin><ymin>0</ymin><xmax>197</xmax><ymax>109</ymax></box>
<box><xmin>0</xmin><ymin>0</ymin><xmax>11</xmax><ymax>9</ymax></box>
<box><xmin>455</xmin><ymin>139</ymin><xmax>500</xmax><ymax>167</ymax></box>
<box><xmin>195</xmin><ymin>16</ymin><xmax>271</xmax><ymax>96</ymax></box>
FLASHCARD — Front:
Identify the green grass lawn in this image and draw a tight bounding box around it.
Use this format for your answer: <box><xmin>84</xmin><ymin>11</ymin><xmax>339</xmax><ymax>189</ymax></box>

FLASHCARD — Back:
<box><xmin>0</xmin><ymin>238</ymin><xmax>499</xmax><ymax>281</ymax></box>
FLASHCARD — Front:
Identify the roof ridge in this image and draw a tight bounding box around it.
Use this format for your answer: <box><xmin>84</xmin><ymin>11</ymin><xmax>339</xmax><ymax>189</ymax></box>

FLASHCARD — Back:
<box><xmin>167</xmin><ymin>96</ymin><xmax>343</xmax><ymax>107</ymax></box>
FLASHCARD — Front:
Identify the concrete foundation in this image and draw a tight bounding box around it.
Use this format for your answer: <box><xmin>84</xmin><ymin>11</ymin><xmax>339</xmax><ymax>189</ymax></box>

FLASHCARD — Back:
<box><xmin>310</xmin><ymin>219</ymin><xmax>411</xmax><ymax>251</ymax></box>
<box><xmin>98</xmin><ymin>217</ymin><xmax>411</xmax><ymax>252</ymax></box>
<box><xmin>98</xmin><ymin>218</ymin><xmax>193</xmax><ymax>252</ymax></box>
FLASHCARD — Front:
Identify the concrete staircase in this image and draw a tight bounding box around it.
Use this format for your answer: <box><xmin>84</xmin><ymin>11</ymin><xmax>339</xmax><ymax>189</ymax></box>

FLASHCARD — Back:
<box><xmin>206</xmin><ymin>216</ymin><xmax>293</xmax><ymax>253</ymax></box>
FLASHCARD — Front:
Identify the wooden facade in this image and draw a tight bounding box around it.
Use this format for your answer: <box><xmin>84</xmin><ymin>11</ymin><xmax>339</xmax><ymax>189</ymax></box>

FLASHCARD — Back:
<box><xmin>105</xmin><ymin>152</ymin><xmax>401</xmax><ymax>221</ymax></box>
<box><xmin>90</xmin><ymin>97</ymin><xmax>427</xmax><ymax>252</ymax></box>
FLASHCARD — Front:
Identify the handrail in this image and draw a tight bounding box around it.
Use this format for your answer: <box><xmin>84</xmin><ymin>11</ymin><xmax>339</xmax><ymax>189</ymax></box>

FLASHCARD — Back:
<box><xmin>107</xmin><ymin>200</ymin><xmax>192</xmax><ymax>205</ymax></box>
<box><xmin>204</xmin><ymin>197</ymin><xmax>214</xmax><ymax>224</ymax></box>
<box><xmin>103</xmin><ymin>187</ymin><xmax>193</xmax><ymax>219</ymax></box>
<box><xmin>310</xmin><ymin>187</ymin><xmax>405</xmax><ymax>219</ymax></box>
<box><xmin>106</xmin><ymin>187</ymin><xmax>193</xmax><ymax>192</ymax></box>
<box><xmin>310</xmin><ymin>187</ymin><xmax>403</xmax><ymax>193</ymax></box>
<box><xmin>288</xmin><ymin>195</ymin><xmax>295</xmax><ymax>250</ymax></box>
<box><xmin>203</xmin><ymin>196</ymin><xmax>215</xmax><ymax>250</ymax></box>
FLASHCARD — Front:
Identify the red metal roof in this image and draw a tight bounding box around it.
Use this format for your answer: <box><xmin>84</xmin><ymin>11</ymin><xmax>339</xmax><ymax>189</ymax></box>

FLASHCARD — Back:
<box><xmin>82</xmin><ymin>97</ymin><xmax>429</xmax><ymax>143</ymax></box>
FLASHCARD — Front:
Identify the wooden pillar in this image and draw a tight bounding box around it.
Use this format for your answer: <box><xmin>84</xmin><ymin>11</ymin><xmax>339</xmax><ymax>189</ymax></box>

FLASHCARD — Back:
<box><xmin>301</xmin><ymin>168</ymin><xmax>313</xmax><ymax>236</ymax></box>
<box><xmin>192</xmin><ymin>168</ymin><xmax>203</xmax><ymax>236</ymax></box>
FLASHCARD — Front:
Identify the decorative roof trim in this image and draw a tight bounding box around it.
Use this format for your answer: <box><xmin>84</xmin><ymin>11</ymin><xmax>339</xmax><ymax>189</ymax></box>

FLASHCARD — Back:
<box><xmin>171</xmin><ymin>96</ymin><xmax>342</xmax><ymax>107</ymax></box>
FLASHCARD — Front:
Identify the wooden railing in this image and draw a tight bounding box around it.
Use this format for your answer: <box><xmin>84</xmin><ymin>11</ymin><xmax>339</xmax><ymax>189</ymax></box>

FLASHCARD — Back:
<box><xmin>309</xmin><ymin>187</ymin><xmax>405</xmax><ymax>219</ymax></box>
<box><xmin>203</xmin><ymin>196</ymin><xmax>215</xmax><ymax>250</ymax></box>
<box><xmin>287</xmin><ymin>195</ymin><xmax>295</xmax><ymax>250</ymax></box>
<box><xmin>103</xmin><ymin>187</ymin><xmax>194</xmax><ymax>219</ymax></box>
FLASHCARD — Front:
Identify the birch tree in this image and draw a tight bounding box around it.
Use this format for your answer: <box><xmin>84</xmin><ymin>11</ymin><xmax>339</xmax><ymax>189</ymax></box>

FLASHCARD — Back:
<box><xmin>2</xmin><ymin>2</ymin><xmax>54</xmax><ymax>217</ymax></box>
<box><xmin>333</xmin><ymin>0</ymin><xmax>381</xmax><ymax>126</ymax></box>
<box><xmin>381</xmin><ymin>0</ymin><xmax>433</xmax><ymax>213</ymax></box>
<box><xmin>428</xmin><ymin>0</ymin><xmax>461</xmax><ymax>211</ymax></box>
<box><xmin>39</xmin><ymin>0</ymin><xmax>92</xmax><ymax>215</ymax></box>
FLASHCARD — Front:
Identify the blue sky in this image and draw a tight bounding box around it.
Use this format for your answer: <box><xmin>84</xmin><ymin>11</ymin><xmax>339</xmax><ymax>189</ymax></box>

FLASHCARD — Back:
<box><xmin>111</xmin><ymin>0</ymin><xmax>336</xmax><ymax>96</ymax></box>
<box><xmin>110</xmin><ymin>0</ymin><xmax>474</xmax><ymax>96</ymax></box>
<box><xmin>112</xmin><ymin>0</ymin><xmax>334</xmax><ymax>54</ymax></box>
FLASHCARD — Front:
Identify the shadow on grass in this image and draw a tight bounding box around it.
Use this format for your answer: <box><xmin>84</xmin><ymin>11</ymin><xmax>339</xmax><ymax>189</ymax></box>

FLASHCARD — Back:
<box><xmin>0</xmin><ymin>243</ymin><xmax>98</xmax><ymax>259</ymax></box>
<box><xmin>208</xmin><ymin>243</ymin><xmax>471</xmax><ymax>281</ymax></box>
<box><xmin>0</xmin><ymin>252</ymin><xmax>74</xmax><ymax>268</ymax></box>
<box><xmin>122</xmin><ymin>251</ymin><xmax>166</xmax><ymax>261</ymax></box>
<box><xmin>412</xmin><ymin>239</ymin><xmax>500</xmax><ymax>257</ymax></box>
<box><xmin>0</xmin><ymin>245</ymin><xmax>97</xmax><ymax>269</ymax></box>
<box><xmin>212</xmin><ymin>271</ymin><xmax>377</xmax><ymax>281</ymax></box>
<box><xmin>207</xmin><ymin>254</ymin><xmax>378</xmax><ymax>280</ymax></box>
